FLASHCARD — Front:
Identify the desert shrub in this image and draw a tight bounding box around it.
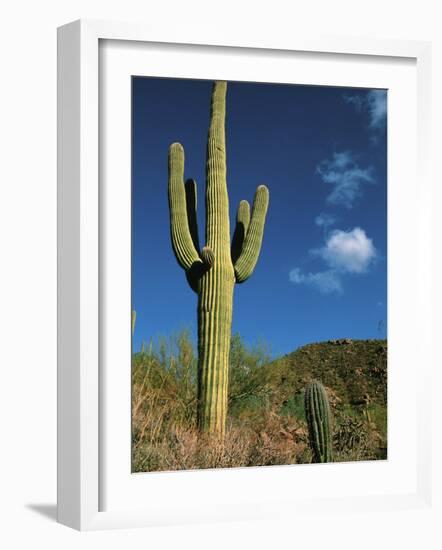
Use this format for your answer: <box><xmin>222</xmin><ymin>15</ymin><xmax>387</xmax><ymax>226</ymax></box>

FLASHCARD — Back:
<box><xmin>366</xmin><ymin>402</ymin><xmax>387</xmax><ymax>439</ymax></box>
<box><xmin>332</xmin><ymin>410</ymin><xmax>387</xmax><ymax>462</ymax></box>
<box><xmin>279</xmin><ymin>391</ymin><xmax>306</xmax><ymax>422</ymax></box>
<box><xmin>132</xmin><ymin>330</ymin><xmax>387</xmax><ymax>471</ymax></box>
<box><xmin>228</xmin><ymin>333</ymin><xmax>272</xmax><ymax>417</ymax></box>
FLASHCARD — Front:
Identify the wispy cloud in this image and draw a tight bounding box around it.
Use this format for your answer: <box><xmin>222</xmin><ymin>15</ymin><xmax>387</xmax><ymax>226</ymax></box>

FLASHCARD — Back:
<box><xmin>316</xmin><ymin>151</ymin><xmax>374</xmax><ymax>208</ymax></box>
<box><xmin>289</xmin><ymin>268</ymin><xmax>343</xmax><ymax>295</ymax></box>
<box><xmin>315</xmin><ymin>212</ymin><xmax>337</xmax><ymax>230</ymax></box>
<box><xmin>366</xmin><ymin>90</ymin><xmax>387</xmax><ymax>129</ymax></box>
<box><xmin>289</xmin><ymin>227</ymin><xmax>377</xmax><ymax>294</ymax></box>
<box><xmin>344</xmin><ymin>90</ymin><xmax>387</xmax><ymax>135</ymax></box>
<box><xmin>344</xmin><ymin>94</ymin><xmax>363</xmax><ymax>111</ymax></box>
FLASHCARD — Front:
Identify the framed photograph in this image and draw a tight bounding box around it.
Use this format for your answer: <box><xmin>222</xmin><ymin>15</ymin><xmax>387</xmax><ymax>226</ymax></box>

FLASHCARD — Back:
<box><xmin>57</xmin><ymin>19</ymin><xmax>432</xmax><ymax>530</ymax></box>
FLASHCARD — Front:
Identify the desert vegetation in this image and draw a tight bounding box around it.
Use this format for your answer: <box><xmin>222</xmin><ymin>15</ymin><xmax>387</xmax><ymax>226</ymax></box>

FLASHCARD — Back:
<box><xmin>132</xmin><ymin>331</ymin><xmax>387</xmax><ymax>472</ymax></box>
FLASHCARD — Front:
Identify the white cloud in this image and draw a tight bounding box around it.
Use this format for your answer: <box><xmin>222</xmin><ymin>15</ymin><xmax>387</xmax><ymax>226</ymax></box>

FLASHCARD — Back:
<box><xmin>289</xmin><ymin>227</ymin><xmax>377</xmax><ymax>295</ymax></box>
<box><xmin>344</xmin><ymin>89</ymin><xmax>387</xmax><ymax>131</ymax></box>
<box><xmin>316</xmin><ymin>151</ymin><xmax>374</xmax><ymax>208</ymax></box>
<box><xmin>315</xmin><ymin>212</ymin><xmax>337</xmax><ymax>229</ymax></box>
<box><xmin>289</xmin><ymin>268</ymin><xmax>343</xmax><ymax>295</ymax></box>
<box><xmin>316</xmin><ymin>227</ymin><xmax>377</xmax><ymax>273</ymax></box>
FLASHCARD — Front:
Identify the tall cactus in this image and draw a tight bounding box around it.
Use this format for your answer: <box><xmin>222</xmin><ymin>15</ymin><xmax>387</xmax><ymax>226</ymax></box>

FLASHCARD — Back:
<box><xmin>131</xmin><ymin>310</ymin><xmax>136</xmax><ymax>337</ymax></box>
<box><xmin>168</xmin><ymin>81</ymin><xmax>269</xmax><ymax>437</ymax></box>
<box><xmin>304</xmin><ymin>381</ymin><xmax>333</xmax><ymax>463</ymax></box>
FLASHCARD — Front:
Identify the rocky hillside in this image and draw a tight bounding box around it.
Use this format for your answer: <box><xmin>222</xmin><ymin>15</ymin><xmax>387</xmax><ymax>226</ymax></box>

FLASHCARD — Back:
<box><xmin>266</xmin><ymin>338</ymin><xmax>387</xmax><ymax>409</ymax></box>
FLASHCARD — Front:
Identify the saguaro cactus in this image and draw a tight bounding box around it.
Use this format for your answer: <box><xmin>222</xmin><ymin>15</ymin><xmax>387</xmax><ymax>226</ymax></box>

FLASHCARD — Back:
<box><xmin>131</xmin><ymin>310</ymin><xmax>137</xmax><ymax>337</ymax></box>
<box><xmin>168</xmin><ymin>81</ymin><xmax>269</xmax><ymax>437</ymax></box>
<box><xmin>304</xmin><ymin>381</ymin><xmax>333</xmax><ymax>463</ymax></box>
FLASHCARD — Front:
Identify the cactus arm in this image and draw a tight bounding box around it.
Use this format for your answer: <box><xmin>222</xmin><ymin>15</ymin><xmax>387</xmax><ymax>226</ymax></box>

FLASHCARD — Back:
<box><xmin>233</xmin><ymin>185</ymin><xmax>269</xmax><ymax>283</ymax></box>
<box><xmin>231</xmin><ymin>200</ymin><xmax>250</xmax><ymax>264</ymax></box>
<box><xmin>200</xmin><ymin>245</ymin><xmax>215</xmax><ymax>268</ymax></box>
<box><xmin>186</xmin><ymin>245</ymin><xmax>215</xmax><ymax>293</ymax></box>
<box><xmin>168</xmin><ymin>142</ymin><xmax>202</xmax><ymax>270</ymax></box>
<box><xmin>185</xmin><ymin>178</ymin><xmax>200</xmax><ymax>253</ymax></box>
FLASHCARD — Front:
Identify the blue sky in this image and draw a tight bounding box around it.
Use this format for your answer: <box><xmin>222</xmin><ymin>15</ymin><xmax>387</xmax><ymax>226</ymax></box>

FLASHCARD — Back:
<box><xmin>132</xmin><ymin>78</ymin><xmax>387</xmax><ymax>357</ymax></box>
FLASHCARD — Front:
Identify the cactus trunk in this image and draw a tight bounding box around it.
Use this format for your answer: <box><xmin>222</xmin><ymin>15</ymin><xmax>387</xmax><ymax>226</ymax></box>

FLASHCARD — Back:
<box><xmin>167</xmin><ymin>81</ymin><xmax>269</xmax><ymax>437</ymax></box>
<box><xmin>304</xmin><ymin>381</ymin><xmax>333</xmax><ymax>463</ymax></box>
<box><xmin>197</xmin><ymin>275</ymin><xmax>234</xmax><ymax>434</ymax></box>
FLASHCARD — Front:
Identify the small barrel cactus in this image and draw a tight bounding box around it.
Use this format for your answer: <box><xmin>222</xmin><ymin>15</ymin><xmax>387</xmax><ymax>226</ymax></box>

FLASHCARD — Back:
<box><xmin>304</xmin><ymin>381</ymin><xmax>333</xmax><ymax>463</ymax></box>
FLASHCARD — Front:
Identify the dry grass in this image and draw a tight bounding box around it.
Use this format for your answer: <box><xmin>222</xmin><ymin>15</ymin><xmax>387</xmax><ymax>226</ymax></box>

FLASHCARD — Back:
<box><xmin>132</xmin><ymin>331</ymin><xmax>387</xmax><ymax>472</ymax></box>
<box><xmin>133</xmin><ymin>407</ymin><xmax>310</xmax><ymax>473</ymax></box>
<box><xmin>132</xmin><ymin>333</ymin><xmax>308</xmax><ymax>471</ymax></box>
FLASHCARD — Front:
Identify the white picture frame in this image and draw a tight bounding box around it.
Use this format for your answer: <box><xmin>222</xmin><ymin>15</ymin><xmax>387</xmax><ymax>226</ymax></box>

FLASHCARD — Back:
<box><xmin>57</xmin><ymin>19</ymin><xmax>433</xmax><ymax>531</ymax></box>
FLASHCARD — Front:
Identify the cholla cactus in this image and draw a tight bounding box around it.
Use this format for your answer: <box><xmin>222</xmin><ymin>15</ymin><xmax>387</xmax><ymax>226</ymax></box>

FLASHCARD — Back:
<box><xmin>168</xmin><ymin>81</ymin><xmax>269</xmax><ymax>437</ymax></box>
<box><xmin>304</xmin><ymin>381</ymin><xmax>333</xmax><ymax>463</ymax></box>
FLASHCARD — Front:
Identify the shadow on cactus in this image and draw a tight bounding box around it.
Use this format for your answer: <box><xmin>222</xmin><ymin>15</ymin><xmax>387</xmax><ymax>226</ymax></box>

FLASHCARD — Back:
<box><xmin>304</xmin><ymin>380</ymin><xmax>333</xmax><ymax>463</ymax></box>
<box><xmin>167</xmin><ymin>81</ymin><xmax>269</xmax><ymax>437</ymax></box>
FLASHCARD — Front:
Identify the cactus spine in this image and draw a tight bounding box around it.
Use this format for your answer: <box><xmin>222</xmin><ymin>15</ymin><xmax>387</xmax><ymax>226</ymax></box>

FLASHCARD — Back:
<box><xmin>168</xmin><ymin>81</ymin><xmax>269</xmax><ymax>437</ymax></box>
<box><xmin>304</xmin><ymin>381</ymin><xmax>333</xmax><ymax>463</ymax></box>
